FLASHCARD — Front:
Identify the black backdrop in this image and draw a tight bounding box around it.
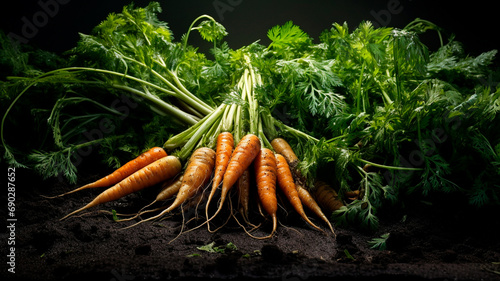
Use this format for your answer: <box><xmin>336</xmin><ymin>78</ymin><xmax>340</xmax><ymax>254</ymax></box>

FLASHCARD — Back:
<box><xmin>0</xmin><ymin>0</ymin><xmax>498</xmax><ymax>57</ymax></box>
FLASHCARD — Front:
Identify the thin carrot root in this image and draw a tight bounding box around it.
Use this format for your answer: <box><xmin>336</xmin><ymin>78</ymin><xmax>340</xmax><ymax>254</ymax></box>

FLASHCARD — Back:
<box><xmin>244</xmin><ymin>215</ymin><xmax>277</xmax><ymax>240</ymax></box>
<box><xmin>114</xmin><ymin>206</ymin><xmax>169</xmax><ymax>222</ymax></box>
<box><xmin>344</xmin><ymin>189</ymin><xmax>361</xmax><ymax>201</ymax></box>
<box><xmin>60</xmin><ymin>155</ymin><xmax>182</xmax><ymax>221</ymax></box>
<box><xmin>206</xmin><ymin>190</ymin><xmax>235</xmax><ymax>233</ymax></box>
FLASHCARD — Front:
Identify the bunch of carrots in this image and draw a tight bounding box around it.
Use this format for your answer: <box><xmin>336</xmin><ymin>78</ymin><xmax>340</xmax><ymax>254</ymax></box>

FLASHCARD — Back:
<box><xmin>51</xmin><ymin>134</ymin><xmax>340</xmax><ymax>239</ymax></box>
<box><xmin>47</xmin><ymin>58</ymin><xmax>344</xmax><ymax>239</ymax></box>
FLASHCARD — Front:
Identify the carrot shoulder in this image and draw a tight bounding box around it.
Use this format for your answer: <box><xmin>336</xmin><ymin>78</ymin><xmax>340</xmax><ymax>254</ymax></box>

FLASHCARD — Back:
<box><xmin>60</xmin><ymin>155</ymin><xmax>182</xmax><ymax>220</ymax></box>
<box><xmin>46</xmin><ymin>147</ymin><xmax>168</xmax><ymax>198</ymax></box>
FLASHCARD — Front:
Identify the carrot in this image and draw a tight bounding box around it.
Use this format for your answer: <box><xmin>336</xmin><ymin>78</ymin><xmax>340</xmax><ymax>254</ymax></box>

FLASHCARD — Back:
<box><xmin>45</xmin><ymin>147</ymin><xmax>168</xmax><ymax>198</ymax></box>
<box><xmin>207</xmin><ymin>134</ymin><xmax>261</xmax><ymax>224</ymax></box>
<box><xmin>253</xmin><ymin>148</ymin><xmax>278</xmax><ymax>239</ymax></box>
<box><xmin>60</xmin><ymin>155</ymin><xmax>182</xmax><ymax>220</ymax></box>
<box><xmin>205</xmin><ymin>132</ymin><xmax>234</xmax><ymax>230</ymax></box>
<box><xmin>313</xmin><ymin>180</ymin><xmax>344</xmax><ymax>213</ymax></box>
<box><xmin>236</xmin><ymin>168</ymin><xmax>252</xmax><ymax>225</ymax></box>
<box><xmin>271</xmin><ymin>138</ymin><xmax>305</xmax><ymax>183</ymax></box>
<box><xmin>295</xmin><ymin>183</ymin><xmax>335</xmax><ymax>235</ymax></box>
<box><xmin>123</xmin><ymin>147</ymin><xmax>216</xmax><ymax>229</ymax></box>
<box><xmin>271</xmin><ymin>138</ymin><xmax>299</xmax><ymax>168</ymax></box>
<box><xmin>275</xmin><ymin>153</ymin><xmax>323</xmax><ymax>232</ymax></box>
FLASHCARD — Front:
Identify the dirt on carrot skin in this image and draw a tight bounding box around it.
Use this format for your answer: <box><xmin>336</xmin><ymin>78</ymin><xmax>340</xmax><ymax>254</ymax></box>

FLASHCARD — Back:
<box><xmin>5</xmin><ymin>168</ymin><xmax>500</xmax><ymax>281</ymax></box>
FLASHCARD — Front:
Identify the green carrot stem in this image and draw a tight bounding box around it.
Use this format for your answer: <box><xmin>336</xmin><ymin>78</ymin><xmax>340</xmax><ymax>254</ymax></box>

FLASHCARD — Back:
<box><xmin>166</xmin><ymin>69</ymin><xmax>214</xmax><ymax>115</ymax></box>
<box><xmin>163</xmin><ymin>108</ymin><xmax>218</xmax><ymax>150</ymax></box>
<box><xmin>174</xmin><ymin>104</ymin><xmax>226</xmax><ymax>162</ymax></box>
<box><xmin>111</xmin><ymin>84</ymin><xmax>199</xmax><ymax>125</ymax></box>
<box><xmin>358</xmin><ymin>158</ymin><xmax>423</xmax><ymax>171</ymax></box>
<box><xmin>117</xmin><ymin>54</ymin><xmax>213</xmax><ymax>116</ymax></box>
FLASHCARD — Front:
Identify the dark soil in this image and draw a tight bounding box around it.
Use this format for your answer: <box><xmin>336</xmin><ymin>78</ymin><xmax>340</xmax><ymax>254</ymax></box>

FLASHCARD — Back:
<box><xmin>3</xmin><ymin>168</ymin><xmax>500</xmax><ymax>281</ymax></box>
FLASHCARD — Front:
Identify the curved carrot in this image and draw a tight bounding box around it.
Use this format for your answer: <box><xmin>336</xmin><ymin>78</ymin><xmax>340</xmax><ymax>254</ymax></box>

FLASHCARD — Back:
<box><xmin>45</xmin><ymin>147</ymin><xmax>168</xmax><ymax>198</ymax></box>
<box><xmin>208</xmin><ymin>134</ymin><xmax>261</xmax><ymax>224</ymax></box>
<box><xmin>60</xmin><ymin>155</ymin><xmax>182</xmax><ymax>220</ymax></box>
<box><xmin>253</xmin><ymin>148</ymin><xmax>278</xmax><ymax>239</ymax></box>
<box><xmin>295</xmin><ymin>183</ymin><xmax>335</xmax><ymax>235</ymax></box>
<box><xmin>275</xmin><ymin>153</ymin><xmax>323</xmax><ymax>232</ymax></box>
<box><xmin>205</xmin><ymin>132</ymin><xmax>234</xmax><ymax>231</ymax></box>
<box><xmin>123</xmin><ymin>147</ymin><xmax>216</xmax><ymax>229</ymax></box>
<box><xmin>313</xmin><ymin>181</ymin><xmax>344</xmax><ymax>213</ymax></box>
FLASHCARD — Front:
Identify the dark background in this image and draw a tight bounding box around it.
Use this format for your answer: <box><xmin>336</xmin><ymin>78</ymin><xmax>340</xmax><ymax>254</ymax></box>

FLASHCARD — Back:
<box><xmin>0</xmin><ymin>0</ymin><xmax>498</xmax><ymax>56</ymax></box>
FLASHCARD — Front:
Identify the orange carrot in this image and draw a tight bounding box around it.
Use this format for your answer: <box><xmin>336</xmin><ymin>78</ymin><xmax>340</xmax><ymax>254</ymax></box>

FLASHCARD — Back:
<box><xmin>313</xmin><ymin>180</ymin><xmax>344</xmax><ymax>213</ymax></box>
<box><xmin>123</xmin><ymin>147</ymin><xmax>216</xmax><ymax>229</ymax></box>
<box><xmin>60</xmin><ymin>155</ymin><xmax>181</xmax><ymax>220</ymax></box>
<box><xmin>253</xmin><ymin>148</ymin><xmax>278</xmax><ymax>239</ymax></box>
<box><xmin>45</xmin><ymin>147</ymin><xmax>168</xmax><ymax>198</ymax></box>
<box><xmin>205</xmin><ymin>132</ymin><xmax>234</xmax><ymax>230</ymax></box>
<box><xmin>295</xmin><ymin>183</ymin><xmax>335</xmax><ymax>235</ymax></box>
<box><xmin>271</xmin><ymin>138</ymin><xmax>305</xmax><ymax>183</ymax></box>
<box><xmin>275</xmin><ymin>153</ymin><xmax>322</xmax><ymax>232</ymax></box>
<box><xmin>208</xmin><ymin>134</ymin><xmax>261</xmax><ymax>223</ymax></box>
